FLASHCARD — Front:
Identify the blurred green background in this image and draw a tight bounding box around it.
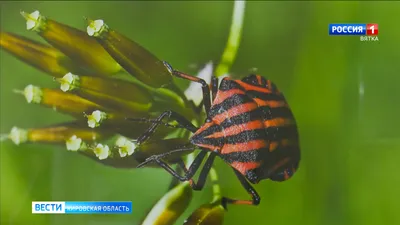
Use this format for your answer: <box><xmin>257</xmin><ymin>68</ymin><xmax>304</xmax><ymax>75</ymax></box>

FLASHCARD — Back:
<box><xmin>1</xmin><ymin>1</ymin><xmax>400</xmax><ymax>225</ymax></box>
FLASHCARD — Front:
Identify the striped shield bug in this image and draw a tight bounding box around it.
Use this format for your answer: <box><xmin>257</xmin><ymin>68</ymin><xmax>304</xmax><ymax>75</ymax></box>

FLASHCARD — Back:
<box><xmin>130</xmin><ymin>61</ymin><xmax>300</xmax><ymax>208</ymax></box>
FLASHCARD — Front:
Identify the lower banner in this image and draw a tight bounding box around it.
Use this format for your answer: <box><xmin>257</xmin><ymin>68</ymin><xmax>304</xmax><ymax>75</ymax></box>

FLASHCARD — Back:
<box><xmin>32</xmin><ymin>201</ymin><xmax>132</xmax><ymax>214</ymax></box>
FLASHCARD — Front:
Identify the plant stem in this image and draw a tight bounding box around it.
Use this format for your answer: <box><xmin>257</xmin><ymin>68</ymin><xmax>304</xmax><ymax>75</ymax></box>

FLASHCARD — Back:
<box><xmin>210</xmin><ymin>167</ymin><xmax>222</xmax><ymax>202</ymax></box>
<box><xmin>214</xmin><ymin>0</ymin><xmax>246</xmax><ymax>77</ymax></box>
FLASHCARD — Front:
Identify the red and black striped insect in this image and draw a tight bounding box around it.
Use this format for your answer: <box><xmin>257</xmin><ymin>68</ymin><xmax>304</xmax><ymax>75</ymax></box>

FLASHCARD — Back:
<box><xmin>132</xmin><ymin>61</ymin><xmax>300</xmax><ymax>208</ymax></box>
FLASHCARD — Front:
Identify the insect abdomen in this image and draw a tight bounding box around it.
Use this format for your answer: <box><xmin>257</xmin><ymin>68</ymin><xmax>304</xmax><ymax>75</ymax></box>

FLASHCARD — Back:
<box><xmin>238</xmin><ymin>74</ymin><xmax>300</xmax><ymax>183</ymax></box>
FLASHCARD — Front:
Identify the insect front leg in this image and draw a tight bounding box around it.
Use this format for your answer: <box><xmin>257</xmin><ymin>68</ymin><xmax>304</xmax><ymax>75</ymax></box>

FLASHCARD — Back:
<box><xmin>177</xmin><ymin>152</ymin><xmax>217</xmax><ymax>190</ymax></box>
<box><xmin>221</xmin><ymin>169</ymin><xmax>260</xmax><ymax>209</ymax></box>
<box><xmin>163</xmin><ymin>61</ymin><xmax>212</xmax><ymax>115</ymax></box>
<box><xmin>138</xmin><ymin>151</ymin><xmax>207</xmax><ymax>181</ymax></box>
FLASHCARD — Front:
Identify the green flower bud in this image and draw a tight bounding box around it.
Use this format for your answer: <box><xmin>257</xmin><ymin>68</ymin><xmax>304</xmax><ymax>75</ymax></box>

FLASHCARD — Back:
<box><xmin>142</xmin><ymin>182</ymin><xmax>192</xmax><ymax>225</ymax></box>
<box><xmin>0</xmin><ymin>32</ymin><xmax>86</xmax><ymax>77</ymax></box>
<box><xmin>57</xmin><ymin>73</ymin><xmax>152</xmax><ymax>114</ymax></box>
<box><xmin>58</xmin><ymin>73</ymin><xmax>153</xmax><ymax>106</ymax></box>
<box><xmin>4</xmin><ymin>123</ymin><xmax>111</xmax><ymax>145</ymax></box>
<box><xmin>87</xmin><ymin>19</ymin><xmax>172</xmax><ymax>88</ymax></box>
<box><xmin>183</xmin><ymin>199</ymin><xmax>225</xmax><ymax>225</ymax></box>
<box><xmin>21</xmin><ymin>10</ymin><xmax>122</xmax><ymax>76</ymax></box>
<box><xmin>16</xmin><ymin>84</ymin><xmax>109</xmax><ymax>118</ymax></box>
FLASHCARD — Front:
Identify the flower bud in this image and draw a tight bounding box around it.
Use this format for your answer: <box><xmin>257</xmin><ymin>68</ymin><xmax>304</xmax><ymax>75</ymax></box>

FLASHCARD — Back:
<box><xmin>21</xmin><ymin>10</ymin><xmax>122</xmax><ymax>76</ymax></box>
<box><xmin>79</xmin><ymin>138</ymin><xmax>188</xmax><ymax>169</ymax></box>
<box><xmin>0</xmin><ymin>32</ymin><xmax>85</xmax><ymax>77</ymax></box>
<box><xmin>87</xmin><ymin>19</ymin><xmax>172</xmax><ymax>88</ymax></box>
<box><xmin>66</xmin><ymin>135</ymin><xmax>87</xmax><ymax>151</ymax></box>
<box><xmin>16</xmin><ymin>84</ymin><xmax>108</xmax><ymax>118</ymax></box>
<box><xmin>92</xmin><ymin>143</ymin><xmax>110</xmax><ymax>160</ymax></box>
<box><xmin>4</xmin><ymin>123</ymin><xmax>111</xmax><ymax>146</ymax></box>
<box><xmin>142</xmin><ymin>182</ymin><xmax>192</xmax><ymax>225</ymax></box>
<box><xmin>183</xmin><ymin>199</ymin><xmax>225</xmax><ymax>225</ymax></box>
<box><xmin>59</xmin><ymin>73</ymin><xmax>152</xmax><ymax>106</ymax></box>
<box><xmin>115</xmin><ymin>136</ymin><xmax>136</xmax><ymax>157</ymax></box>
<box><xmin>57</xmin><ymin>73</ymin><xmax>152</xmax><ymax>114</ymax></box>
<box><xmin>83</xmin><ymin>110</ymin><xmax>173</xmax><ymax>140</ymax></box>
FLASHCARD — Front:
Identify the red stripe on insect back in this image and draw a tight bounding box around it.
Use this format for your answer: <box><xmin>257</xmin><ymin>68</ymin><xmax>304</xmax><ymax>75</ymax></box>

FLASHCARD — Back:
<box><xmin>221</xmin><ymin>139</ymin><xmax>267</xmax><ymax>154</ymax></box>
<box><xmin>206</xmin><ymin>120</ymin><xmax>265</xmax><ymax>139</ymax></box>
<box><xmin>256</xmin><ymin>75</ymin><xmax>263</xmax><ymax>86</ymax></box>
<box><xmin>231</xmin><ymin>161</ymin><xmax>261</xmax><ymax>175</ymax></box>
<box><xmin>253</xmin><ymin>98</ymin><xmax>287</xmax><ymax>108</ymax></box>
<box><xmin>196</xmin><ymin>143</ymin><xmax>220</xmax><ymax>151</ymax></box>
<box><xmin>236</xmin><ymin>80</ymin><xmax>272</xmax><ymax>94</ymax></box>
<box><xmin>195</xmin><ymin>121</ymin><xmax>215</xmax><ymax>135</ymax></box>
<box><xmin>264</xmin><ymin>117</ymin><xmax>293</xmax><ymax>127</ymax></box>
<box><xmin>213</xmin><ymin>89</ymin><xmax>246</xmax><ymax>105</ymax></box>
<box><xmin>212</xmin><ymin>102</ymin><xmax>258</xmax><ymax>124</ymax></box>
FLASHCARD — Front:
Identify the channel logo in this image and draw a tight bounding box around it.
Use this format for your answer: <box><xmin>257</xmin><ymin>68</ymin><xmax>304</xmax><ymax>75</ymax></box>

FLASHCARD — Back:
<box><xmin>329</xmin><ymin>24</ymin><xmax>378</xmax><ymax>36</ymax></box>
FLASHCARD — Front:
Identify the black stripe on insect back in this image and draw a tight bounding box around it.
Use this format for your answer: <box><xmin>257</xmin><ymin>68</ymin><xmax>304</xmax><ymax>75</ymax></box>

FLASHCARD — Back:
<box><xmin>193</xmin><ymin>123</ymin><xmax>222</xmax><ymax>140</ymax></box>
<box><xmin>264</xmin><ymin>144</ymin><xmax>299</xmax><ymax>166</ymax></box>
<box><xmin>218</xmin><ymin>79</ymin><xmax>246</xmax><ymax>91</ymax></box>
<box><xmin>262</xmin><ymin>106</ymin><xmax>294</xmax><ymax>120</ymax></box>
<box><xmin>241</xmin><ymin>74</ymin><xmax>267</xmax><ymax>87</ymax></box>
<box><xmin>224</xmin><ymin>129</ymin><xmax>267</xmax><ymax>144</ymax></box>
<box><xmin>220</xmin><ymin>148</ymin><xmax>269</xmax><ymax>163</ymax></box>
<box><xmin>219</xmin><ymin>126</ymin><xmax>298</xmax><ymax>144</ymax></box>
<box><xmin>194</xmin><ymin>108</ymin><xmax>263</xmax><ymax>142</ymax></box>
<box><xmin>266</xmin><ymin>125</ymin><xmax>299</xmax><ymax>142</ymax></box>
<box><xmin>219</xmin><ymin>107</ymin><xmax>264</xmax><ymax>128</ymax></box>
<box><xmin>218</xmin><ymin>106</ymin><xmax>294</xmax><ymax>129</ymax></box>
<box><xmin>208</xmin><ymin>94</ymin><xmax>254</xmax><ymax>118</ymax></box>
<box><xmin>245</xmin><ymin>90</ymin><xmax>284</xmax><ymax>102</ymax></box>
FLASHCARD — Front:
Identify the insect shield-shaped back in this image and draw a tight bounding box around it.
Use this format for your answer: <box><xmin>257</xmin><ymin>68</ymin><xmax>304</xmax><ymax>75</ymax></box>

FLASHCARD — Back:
<box><xmin>191</xmin><ymin>74</ymin><xmax>300</xmax><ymax>184</ymax></box>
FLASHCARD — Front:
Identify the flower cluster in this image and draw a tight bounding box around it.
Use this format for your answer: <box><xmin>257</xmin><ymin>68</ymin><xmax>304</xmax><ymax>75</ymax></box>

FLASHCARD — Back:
<box><xmin>1</xmin><ymin>1</ymin><xmax>245</xmax><ymax>224</ymax></box>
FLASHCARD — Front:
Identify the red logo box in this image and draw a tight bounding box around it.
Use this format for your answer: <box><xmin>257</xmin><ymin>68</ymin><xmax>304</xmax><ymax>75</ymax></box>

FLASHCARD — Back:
<box><xmin>366</xmin><ymin>24</ymin><xmax>378</xmax><ymax>36</ymax></box>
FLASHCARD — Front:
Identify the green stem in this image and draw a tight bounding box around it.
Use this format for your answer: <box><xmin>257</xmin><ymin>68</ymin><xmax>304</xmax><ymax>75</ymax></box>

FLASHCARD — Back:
<box><xmin>210</xmin><ymin>167</ymin><xmax>222</xmax><ymax>202</ymax></box>
<box><xmin>214</xmin><ymin>0</ymin><xmax>246</xmax><ymax>77</ymax></box>
<box><xmin>210</xmin><ymin>0</ymin><xmax>246</xmax><ymax>202</ymax></box>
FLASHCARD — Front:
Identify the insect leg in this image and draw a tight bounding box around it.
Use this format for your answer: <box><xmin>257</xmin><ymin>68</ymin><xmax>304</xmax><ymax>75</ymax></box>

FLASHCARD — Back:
<box><xmin>142</xmin><ymin>151</ymin><xmax>208</xmax><ymax>182</ymax></box>
<box><xmin>135</xmin><ymin>110</ymin><xmax>197</xmax><ymax>145</ymax></box>
<box><xmin>177</xmin><ymin>152</ymin><xmax>217</xmax><ymax>190</ymax></box>
<box><xmin>125</xmin><ymin>117</ymin><xmax>184</xmax><ymax>129</ymax></box>
<box><xmin>221</xmin><ymin>169</ymin><xmax>260</xmax><ymax>208</ymax></box>
<box><xmin>163</xmin><ymin>61</ymin><xmax>212</xmax><ymax>115</ymax></box>
<box><xmin>211</xmin><ymin>76</ymin><xmax>219</xmax><ymax>102</ymax></box>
